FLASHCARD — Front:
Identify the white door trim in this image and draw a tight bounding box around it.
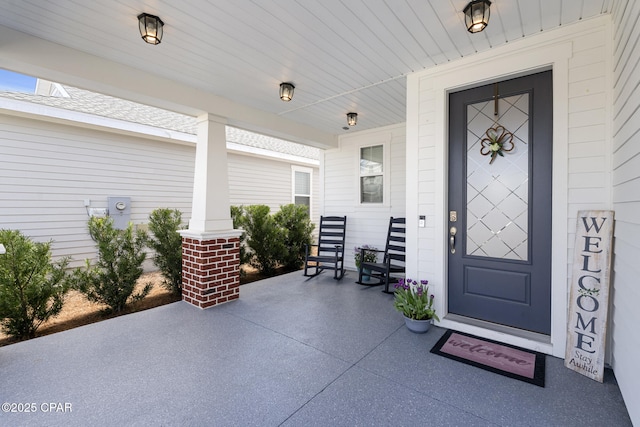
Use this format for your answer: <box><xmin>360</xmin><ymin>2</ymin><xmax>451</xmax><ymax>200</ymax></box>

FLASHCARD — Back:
<box><xmin>404</xmin><ymin>20</ymin><xmax>605</xmax><ymax>357</ymax></box>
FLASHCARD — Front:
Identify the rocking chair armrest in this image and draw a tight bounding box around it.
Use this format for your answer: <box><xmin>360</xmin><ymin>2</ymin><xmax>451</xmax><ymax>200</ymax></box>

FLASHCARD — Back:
<box><xmin>304</xmin><ymin>242</ymin><xmax>318</xmax><ymax>256</ymax></box>
<box><xmin>305</xmin><ymin>243</ymin><xmax>343</xmax><ymax>257</ymax></box>
<box><xmin>358</xmin><ymin>247</ymin><xmax>384</xmax><ymax>266</ymax></box>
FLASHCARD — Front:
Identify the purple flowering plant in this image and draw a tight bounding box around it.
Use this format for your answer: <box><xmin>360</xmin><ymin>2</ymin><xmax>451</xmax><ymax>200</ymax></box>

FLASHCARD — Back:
<box><xmin>393</xmin><ymin>278</ymin><xmax>439</xmax><ymax>321</ymax></box>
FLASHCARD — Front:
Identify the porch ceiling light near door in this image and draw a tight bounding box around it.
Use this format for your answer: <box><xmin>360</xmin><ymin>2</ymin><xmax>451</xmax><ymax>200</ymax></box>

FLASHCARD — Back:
<box><xmin>463</xmin><ymin>0</ymin><xmax>491</xmax><ymax>33</ymax></box>
<box><xmin>138</xmin><ymin>13</ymin><xmax>164</xmax><ymax>45</ymax></box>
<box><xmin>347</xmin><ymin>112</ymin><xmax>358</xmax><ymax>126</ymax></box>
<box><xmin>279</xmin><ymin>82</ymin><xmax>295</xmax><ymax>101</ymax></box>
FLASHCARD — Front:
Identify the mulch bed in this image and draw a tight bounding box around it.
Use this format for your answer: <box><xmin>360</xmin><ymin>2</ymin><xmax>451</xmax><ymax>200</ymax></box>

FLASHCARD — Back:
<box><xmin>0</xmin><ymin>265</ymin><xmax>289</xmax><ymax>348</ymax></box>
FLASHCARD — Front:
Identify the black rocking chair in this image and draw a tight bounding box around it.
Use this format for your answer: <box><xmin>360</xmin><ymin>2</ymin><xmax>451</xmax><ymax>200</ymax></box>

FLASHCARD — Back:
<box><xmin>303</xmin><ymin>215</ymin><xmax>347</xmax><ymax>280</ymax></box>
<box><xmin>357</xmin><ymin>217</ymin><xmax>406</xmax><ymax>293</ymax></box>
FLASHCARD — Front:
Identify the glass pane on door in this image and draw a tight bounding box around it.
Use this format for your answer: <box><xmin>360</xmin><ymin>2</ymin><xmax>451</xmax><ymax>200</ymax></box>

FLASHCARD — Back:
<box><xmin>466</xmin><ymin>94</ymin><xmax>530</xmax><ymax>261</ymax></box>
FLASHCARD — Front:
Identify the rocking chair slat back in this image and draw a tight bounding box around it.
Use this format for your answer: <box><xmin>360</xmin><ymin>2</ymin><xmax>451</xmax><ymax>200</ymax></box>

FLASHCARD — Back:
<box><xmin>303</xmin><ymin>215</ymin><xmax>347</xmax><ymax>280</ymax></box>
<box><xmin>358</xmin><ymin>217</ymin><xmax>406</xmax><ymax>293</ymax></box>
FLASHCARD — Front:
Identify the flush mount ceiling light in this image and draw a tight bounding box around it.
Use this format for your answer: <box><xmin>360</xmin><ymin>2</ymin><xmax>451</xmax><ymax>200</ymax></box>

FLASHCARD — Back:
<box><xmin>138</xmin><ymin>13</ymin><xmax>164</xmax><ymax>45</ymax></box>
<box><xmin>346</xmin><ymin>112</ymin><xmax>358</xmax><ymax>126</ymax></box>
<box><xmin>279</xmin><ymin>82</ymin><xmax>295</xmax><ymax>102</ymax></box>
<box><xmin>463</xmin><ymin>0</ymin><xmax>491</xmax><ymax>33</ymax></box>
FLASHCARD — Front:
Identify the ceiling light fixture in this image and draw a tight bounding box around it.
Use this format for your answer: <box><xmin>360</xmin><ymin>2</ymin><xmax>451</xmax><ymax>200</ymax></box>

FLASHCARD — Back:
<box><xmin>279</xmin><ymin>82</ymin><xmax>295</xmax><ymax>102</ymax></box>
<box><xmin>463</xmin><ymin>0</ymin><xmax>491</xmax><ymax>33</ymax></box>
<box><xmin>347</xmin><ymin>112</ymin><xmax>358</xmax><ymax>126</ymax></box>
<box><xmin>138</xmin><ymin>13</ymin><xmax>164</xmax><ymax>45</ymax></box>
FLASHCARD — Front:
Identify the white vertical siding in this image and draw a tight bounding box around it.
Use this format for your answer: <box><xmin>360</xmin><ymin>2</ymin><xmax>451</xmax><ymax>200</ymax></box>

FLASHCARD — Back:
<box><xmin>610</xmin><ymin>0</ymin><xmax>640</xmax><ymax>423</ymax></box>
<box><xmin>323</xmin><ymin>123</ymin><xmax>406</xmax><ymax>270</ymax></box>
<box><xmin>0</xmin><ymin>114</ymin><xmax>320</xmax><ymax>268</ymax></box>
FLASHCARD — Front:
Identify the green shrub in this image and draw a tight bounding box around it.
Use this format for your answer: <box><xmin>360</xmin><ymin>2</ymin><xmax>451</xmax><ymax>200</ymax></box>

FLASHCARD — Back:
<box><xmin>73</xmin><ymin>217</ymin><xmax>150</xmax><ymax>313</ymax></box>
<box><xmin>242</xmin><ymin>205</ymin><xmax>285</xmax><ymax>276</ymax></box>
<box><xmin>273</xmin><ymin>204</ymin><xmax>314</xmax><ymax>271</ymax></box>
<box><xmin>0</xmin><ymin>230</ymin><xmax>71</xmax><ymax>340</ymax></box>
<box><xmin>230</xmin><ymin>205</ymin><xmax>250</xmax><ymax>268</ymax></box>
<box><xmin>148</xmin><ymin>208</ymin><xmax>185</xmax><ymax>297</ymax></box>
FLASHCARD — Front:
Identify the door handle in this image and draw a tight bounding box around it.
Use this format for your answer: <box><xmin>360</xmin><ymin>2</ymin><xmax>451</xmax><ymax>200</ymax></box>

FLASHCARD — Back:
<box><xmin>449</xmin><ymin>226</ymin><xmax>457</xmax><ymax>254</ymax></box>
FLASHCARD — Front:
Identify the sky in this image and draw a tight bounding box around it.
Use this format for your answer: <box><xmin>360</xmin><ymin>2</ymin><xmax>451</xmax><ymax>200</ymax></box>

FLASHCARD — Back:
<box><xmin>0</xmin><ymin>69</ymin><xmax>36</xmax><ymax>93</ymax></box>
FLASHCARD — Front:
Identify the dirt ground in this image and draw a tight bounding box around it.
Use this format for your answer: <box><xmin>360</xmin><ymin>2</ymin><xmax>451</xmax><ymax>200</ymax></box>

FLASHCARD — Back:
<box><xmin>0</xmin><ymin>266</ymin><xmax>273</xmax><ymax>347</ymax></box>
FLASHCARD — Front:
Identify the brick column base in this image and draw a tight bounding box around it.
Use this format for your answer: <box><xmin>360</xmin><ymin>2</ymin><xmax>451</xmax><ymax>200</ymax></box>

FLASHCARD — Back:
<box><xmin>181</xmin><ymin>233</ymin><xmax>240</xmax><ymax>309</ymax></box>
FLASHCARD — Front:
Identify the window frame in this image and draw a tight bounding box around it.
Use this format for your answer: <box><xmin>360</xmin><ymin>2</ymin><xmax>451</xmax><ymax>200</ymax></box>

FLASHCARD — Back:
<box><xmin>357</xmin><ymin>141</ymin><xmax>390</xmax><ymax>206</ymax></box>
<box><xmin>291</xmin><ymin>165</ymin><xmax>313</xmax><ymax>215</ymax></box>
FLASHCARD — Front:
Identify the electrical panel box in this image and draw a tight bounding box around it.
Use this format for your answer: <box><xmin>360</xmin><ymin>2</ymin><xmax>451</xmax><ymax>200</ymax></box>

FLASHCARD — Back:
<box><xmin>107</xmin><ymin>196</ymin><xmax>131</xmax><ymax>230</ymax></box>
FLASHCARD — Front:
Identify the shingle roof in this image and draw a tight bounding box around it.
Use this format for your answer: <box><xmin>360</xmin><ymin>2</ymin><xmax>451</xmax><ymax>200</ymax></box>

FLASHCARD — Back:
<box><xmin>0</xmin><ymin>83</ymin><xmax>320</xmax><ymax>160</ymax></box>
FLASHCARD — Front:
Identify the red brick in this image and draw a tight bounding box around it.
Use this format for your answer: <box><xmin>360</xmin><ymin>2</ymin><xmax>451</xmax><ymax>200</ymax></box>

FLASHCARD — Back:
<box><xmin>180</xmin><ymin>236</ymin><xmax>239</xmax><ymax>309</ymax></box>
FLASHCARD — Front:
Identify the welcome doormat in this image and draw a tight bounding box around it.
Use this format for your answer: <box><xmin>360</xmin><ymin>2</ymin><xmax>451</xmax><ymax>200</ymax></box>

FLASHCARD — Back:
<box><xmin>430</xmin><ymin>330</ymin><xmax>546</xmax><ymax>387</ymax></box>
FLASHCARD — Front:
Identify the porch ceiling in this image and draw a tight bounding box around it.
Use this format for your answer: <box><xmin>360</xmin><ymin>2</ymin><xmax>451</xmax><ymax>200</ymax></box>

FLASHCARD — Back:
<box><xmin>0</xmin><ymin>0</ymin><xmax>613</xmax><ymax>141</ymax></box>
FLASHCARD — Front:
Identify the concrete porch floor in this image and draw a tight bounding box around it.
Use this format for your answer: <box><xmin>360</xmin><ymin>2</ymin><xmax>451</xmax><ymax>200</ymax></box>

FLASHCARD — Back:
<box><xmin>0</xmin><ymin>271</ymin><xmax>631</xmax><ymax>426</ymax></box>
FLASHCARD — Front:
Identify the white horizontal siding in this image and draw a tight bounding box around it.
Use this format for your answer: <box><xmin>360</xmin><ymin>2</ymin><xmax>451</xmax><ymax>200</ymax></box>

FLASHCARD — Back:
<box><xmin>407</xmin><ymin>16</ymin><xmax>614</xmax><ymax>357</ymax></box>
<box><xmin>0</xmin><ymin>114</ymin><xmax>195</xmax><ymax>268</ymax></box>
<box><xmin>610</xmin><ymin>0</ymin><xmax>640</xmax><ymax>423</ymax></box>
<box><xmin>567</xmin><ymin>20</ymin><xmax>611</xmax><ymax>226</ymax></box>
<box><xmin>414</xmin><ymin>75</ymin><xmax>438</xmax><ymax>280</ymax></box>
<box><xmin>324</xmin><ymin>123</ymin><xmax>406</xmax><ymax>270</ymax></box>
<box><xmin>0</xmin><ymin>114</ymin><xmax>320</xmax><ymax>268</ymax></box>
<box><xmin>227</xmin><ymin>152</ymin><xmax>321</xmax><ymax>235</ymax></box>
<box><xmin>228</xmin><ymin>153</ymin><xmax>290</xmax><ymax>210</ymax></box>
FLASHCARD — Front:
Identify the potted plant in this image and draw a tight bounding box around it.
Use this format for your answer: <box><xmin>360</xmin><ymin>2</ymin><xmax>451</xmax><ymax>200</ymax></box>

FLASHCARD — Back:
<box><xmin>354</xmin><ymin>245</ymin><xmax>378</xmax><ymax>281</ymax></box>
<box><xmin>393</xmin><ymin>278</ymin><xmax>439</xmax><ymax>333</ymax></box>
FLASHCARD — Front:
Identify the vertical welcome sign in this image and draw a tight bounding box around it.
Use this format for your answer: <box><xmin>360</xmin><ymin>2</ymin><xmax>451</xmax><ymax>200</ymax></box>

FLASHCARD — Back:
<box><xmin>565</xmin><ymin>210</ymin><xmax>614</xmax><ymax>382</ymax></box>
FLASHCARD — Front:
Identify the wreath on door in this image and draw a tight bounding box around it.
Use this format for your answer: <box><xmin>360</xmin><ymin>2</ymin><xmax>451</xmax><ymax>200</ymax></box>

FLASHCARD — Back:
<box><xmin>479</xmin><ymin>125</ymin><xmax>515</xmax><ymax>164</ymax></box>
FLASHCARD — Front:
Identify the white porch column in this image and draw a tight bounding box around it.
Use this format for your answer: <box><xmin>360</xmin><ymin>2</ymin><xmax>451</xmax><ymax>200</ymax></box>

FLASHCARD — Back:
<box><xmin>189</xmin><ymin>113</ymin><xmax>233</xmax><ymax>232</ymax></box>
<box><xmin>179</xmin><ymin>113</ymin><xmax>241</xmax><ymax>309</ymax></box>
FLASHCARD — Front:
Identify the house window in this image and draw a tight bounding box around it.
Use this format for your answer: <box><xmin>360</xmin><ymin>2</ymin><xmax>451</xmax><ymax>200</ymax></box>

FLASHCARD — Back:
<box><xmin>292</xmin><ymin>166</ymin><xmax>312</xmax><ymax>215</ymax></box>
<box><xmin>360</xmin><ymin>145</ymin><xmax>384</xmax><ymax>203</ymax></box>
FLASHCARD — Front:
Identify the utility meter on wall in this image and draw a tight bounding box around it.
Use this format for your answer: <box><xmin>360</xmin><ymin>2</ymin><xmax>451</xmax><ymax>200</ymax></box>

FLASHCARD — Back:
<box><xmin>107</xmin><ymin>197</ymin><xmax>131</xmax><ymax>230</ymax></box>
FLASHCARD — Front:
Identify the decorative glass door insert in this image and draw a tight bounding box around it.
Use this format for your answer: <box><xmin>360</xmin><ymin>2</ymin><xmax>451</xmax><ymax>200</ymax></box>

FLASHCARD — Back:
<box><xmin>466</xmin><ymin>94</ymin><xmax>529</xmax><ymax>261</ymax></box>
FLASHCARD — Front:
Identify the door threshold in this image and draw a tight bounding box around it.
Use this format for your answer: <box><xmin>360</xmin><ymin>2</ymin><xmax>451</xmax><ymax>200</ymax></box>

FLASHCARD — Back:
<box><xmin>440</xmin><ymin>314</ymin><xmax>553</xmax><ymax>354</ymax></box>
